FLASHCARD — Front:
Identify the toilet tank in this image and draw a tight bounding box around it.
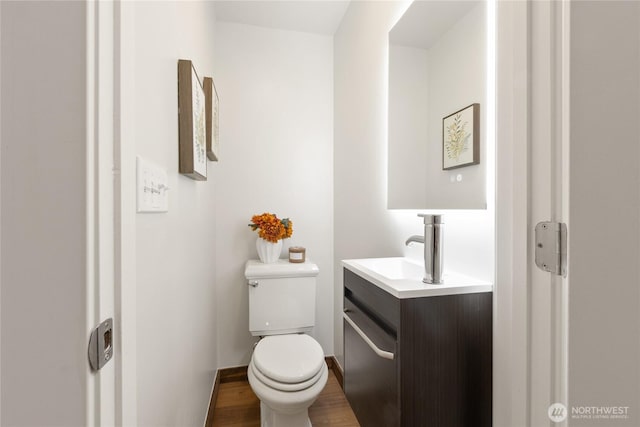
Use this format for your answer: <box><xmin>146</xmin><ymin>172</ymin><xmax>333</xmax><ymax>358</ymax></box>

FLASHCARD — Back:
<box><xmin>245</xmin><ymin>259</ymin><xmax>319</xmax><ymax>337</ymax></box>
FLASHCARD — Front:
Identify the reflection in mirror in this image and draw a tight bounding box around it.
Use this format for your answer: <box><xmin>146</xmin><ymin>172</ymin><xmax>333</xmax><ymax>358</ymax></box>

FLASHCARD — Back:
<box><xmin>388</xmin><ymin>0</ymin><xmax>488</xmax><ymax>209</ymax></box>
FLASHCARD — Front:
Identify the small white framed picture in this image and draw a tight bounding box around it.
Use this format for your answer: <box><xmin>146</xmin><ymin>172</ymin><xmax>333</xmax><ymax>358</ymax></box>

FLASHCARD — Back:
<box><xmin>442</xmin><ymin>103</ymin><xmax>480</xmax><ymax>170</ymax></box>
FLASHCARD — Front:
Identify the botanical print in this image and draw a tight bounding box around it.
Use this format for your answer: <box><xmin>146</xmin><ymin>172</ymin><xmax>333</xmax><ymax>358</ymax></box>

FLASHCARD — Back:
<box><xmin>445</xmin><ymin>113</ymin><xmax>470</xmax><ymax>162</ymax></box>
<box><xmin>442</xmin><ymin>103</ymin><xmax>478</xmax><ymax>170</ymax></box>
<box><xmin>192</xmin><ymin>68</ymin><xmax>206</xmax><ymax>177</ymax></box>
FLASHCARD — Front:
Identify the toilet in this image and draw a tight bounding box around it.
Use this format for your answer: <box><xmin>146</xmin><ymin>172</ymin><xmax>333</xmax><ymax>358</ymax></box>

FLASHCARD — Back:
<box><xmin>245</xmin><ymin>259</ymin><xmax>328</xmax><ymax>427</ymax></box>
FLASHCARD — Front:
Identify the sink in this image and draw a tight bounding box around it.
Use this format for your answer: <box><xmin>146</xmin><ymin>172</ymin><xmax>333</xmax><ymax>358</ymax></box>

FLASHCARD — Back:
<box><xmin>342</xmin><ymin>257</ymin><xmax>493</xmax><ymax>299</ymax></box>
<box><xmin>349</xmin><ymin>257</ymin><xmax>423</xmax><ymax>281</ymax></box>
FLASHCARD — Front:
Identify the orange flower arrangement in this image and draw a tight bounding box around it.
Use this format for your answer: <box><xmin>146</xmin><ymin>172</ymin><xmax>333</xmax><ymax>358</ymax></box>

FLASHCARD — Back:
<box><xmin>249</xmin><ymin>213</ymin><xmax>293</xmax><ymax>243</ymax></box>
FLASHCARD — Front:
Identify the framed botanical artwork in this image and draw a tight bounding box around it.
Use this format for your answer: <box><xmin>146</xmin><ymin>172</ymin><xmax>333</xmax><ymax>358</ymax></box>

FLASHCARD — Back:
<box><xmin>204</xmin><ymin>77</ymin><xmax>220</xmax><ymax>161</ymax></box>
<box><xmin>442</xmin><ymin>103</ymin><xmax>480</xmax><ymax>170</ymax></box>
<box><xmin>177</xmin><ymin>59</ymin><xmax>207</xmax><ymax>180</ymax></box>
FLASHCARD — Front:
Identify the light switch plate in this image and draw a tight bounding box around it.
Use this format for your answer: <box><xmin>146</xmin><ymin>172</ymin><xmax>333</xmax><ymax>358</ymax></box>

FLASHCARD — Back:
<box><xmin>136</xmin><ymin>156</ymin><xmax>169</xmax><ymax>213</ymax></box>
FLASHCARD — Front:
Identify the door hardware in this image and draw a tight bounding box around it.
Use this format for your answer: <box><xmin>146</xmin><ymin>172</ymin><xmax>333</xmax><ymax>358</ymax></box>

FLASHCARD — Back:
<box><xmin>88</xmin><ymin>318</ymin><xmax>113</xmax><ymax>371</ymax></box>
<box><xmin>535</xmin><ymin>221</ymin><xmax>567</xmax><ymax>277</ymax></box>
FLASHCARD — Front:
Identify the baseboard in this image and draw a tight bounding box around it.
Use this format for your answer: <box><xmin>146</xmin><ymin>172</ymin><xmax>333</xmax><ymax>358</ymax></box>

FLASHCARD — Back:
<box><xmin>203</xmin><ymin>369</ymin><xmax>220</xmax><ymax>427</ymax></box>
<box><xmin>219</xmin><ymin>365</ymin><xmax>249</xmax><ymax>383</ymax></box>
<box><xmin>204</xmin><ymin>356</ymin><xmax>344</xmax><ymax>425</ymax></box>
<box><xmin>325</xmin><ymin>356</ymin><xmax>344</xmax><ymax>389</ymax></box>
<box><xmin>204</xmin><ymin>365</ymin><xmax>249</xmax><ymax>427</ymax></box>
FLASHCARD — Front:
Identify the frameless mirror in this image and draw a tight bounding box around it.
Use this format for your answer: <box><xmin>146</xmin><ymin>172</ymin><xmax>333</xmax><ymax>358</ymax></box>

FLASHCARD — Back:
<box><xmin>388</xmin><ymin>0</ymin><xmax>489</xmax><ymax>209</ymax></box>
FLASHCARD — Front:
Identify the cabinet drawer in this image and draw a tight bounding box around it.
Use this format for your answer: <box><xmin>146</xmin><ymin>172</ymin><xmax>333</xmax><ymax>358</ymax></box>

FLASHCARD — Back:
<box><xmin>344</xmin><ymin>268</ymin><xmax>400</xmax><ymax>332</ymax></box>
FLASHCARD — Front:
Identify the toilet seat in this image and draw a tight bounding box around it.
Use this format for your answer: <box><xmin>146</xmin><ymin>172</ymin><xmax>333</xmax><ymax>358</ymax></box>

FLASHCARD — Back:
<box><xmin>252</xmin><ymin>335</ymin><xmax>324</xmax><ymax>386</ymax></box>
<box><xmin>250</xmin><ymin>359</ymin><xmax>324</xmax><ymax>392</ymax></box>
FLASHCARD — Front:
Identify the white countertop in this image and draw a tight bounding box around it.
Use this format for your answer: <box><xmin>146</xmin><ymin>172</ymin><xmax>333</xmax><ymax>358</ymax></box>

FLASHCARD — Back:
<box><xmin>342</xmin><ymin>257</ymin><xmax>493</xmax><ymax>299</ymax></box>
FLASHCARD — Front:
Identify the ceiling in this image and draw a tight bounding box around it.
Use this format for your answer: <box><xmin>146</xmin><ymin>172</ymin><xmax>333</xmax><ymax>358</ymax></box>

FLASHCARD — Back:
<box><xmin>214</xmin><ymin>1</ymin><xmax>352</xmax><ymax>35</ymax></box>
<box><xmin>389</xmin><ymin>0</ymin><xmax>479</xmax><ymax>49</ymax></box>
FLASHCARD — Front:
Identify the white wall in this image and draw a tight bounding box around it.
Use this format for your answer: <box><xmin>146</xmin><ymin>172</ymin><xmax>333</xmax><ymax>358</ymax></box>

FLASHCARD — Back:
<box><xmin>333</xmin><ymin>1</ymin><xmax>494</xmax><ymax>368</ymax></box>
<box><xmin>213</xmin><ymin>22</ymin><xmax>334</xmax><ymax>368</ymax></box>
<box><xmin>1</xmin><ymin>2</ymin><xmax>88</xmax><ymax>425</ymax></box>
<box><xmin>133</xmin><ymin>2</ymin><xmax>218</xmax><ymax>426</ymax></box>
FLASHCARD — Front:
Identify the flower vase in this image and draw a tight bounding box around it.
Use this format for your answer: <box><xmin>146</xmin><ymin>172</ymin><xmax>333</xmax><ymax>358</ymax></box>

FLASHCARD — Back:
<box><xmin>256</xmin><ymin>238</ymin><xmax>283</xmax><ymax>264</ymax></box>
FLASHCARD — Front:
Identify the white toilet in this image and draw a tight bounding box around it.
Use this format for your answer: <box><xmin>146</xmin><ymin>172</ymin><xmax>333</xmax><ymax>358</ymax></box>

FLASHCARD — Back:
<box><xmin>245</xmin><ymin>259</ymin><xmax>328</xmax><ymax>427</ymax></box>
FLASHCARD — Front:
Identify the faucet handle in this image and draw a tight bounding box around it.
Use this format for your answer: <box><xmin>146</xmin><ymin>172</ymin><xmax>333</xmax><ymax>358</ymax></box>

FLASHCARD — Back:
<box><xmin>417</xmin><ymin>214</ymin><xmax>443</xmax><ymax>224</ymax></box>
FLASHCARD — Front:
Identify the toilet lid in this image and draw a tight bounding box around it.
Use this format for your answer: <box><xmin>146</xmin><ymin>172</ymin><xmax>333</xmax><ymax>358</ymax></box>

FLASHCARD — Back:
<box><xmin>250</xmin><ymin>359</ymin><xmax>325</xmax><ymax>392</ymax></box>
<box><xmin>253</xmin><ymin>335</ymin><xmax>324</xmax><ymax>384</ymax></box>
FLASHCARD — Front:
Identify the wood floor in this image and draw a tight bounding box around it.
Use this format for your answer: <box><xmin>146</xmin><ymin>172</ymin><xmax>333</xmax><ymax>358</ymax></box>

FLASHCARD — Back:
<box><xmin>210</xmin><ymin>368</ymin><xmax>360</xmax><ymax>427</ymax></box>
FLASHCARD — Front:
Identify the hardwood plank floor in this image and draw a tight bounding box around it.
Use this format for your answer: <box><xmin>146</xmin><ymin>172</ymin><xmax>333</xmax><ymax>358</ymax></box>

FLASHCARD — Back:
<box><xmin>210</xmin><ymin>369</ymin><xmax>360</xmax><ymax>427</ymax></box>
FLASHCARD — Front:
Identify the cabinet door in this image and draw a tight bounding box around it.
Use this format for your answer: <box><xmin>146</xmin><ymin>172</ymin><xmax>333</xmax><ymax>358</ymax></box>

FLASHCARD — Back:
<box><xmin>344</xmin><ymin>299</ymin><xmax>399</xmax><ymax>427</ymax></box>
<box><xmin>400</xmin><ymin>293</ymin><xmax>492</xmax><ymax>426</ymax></box>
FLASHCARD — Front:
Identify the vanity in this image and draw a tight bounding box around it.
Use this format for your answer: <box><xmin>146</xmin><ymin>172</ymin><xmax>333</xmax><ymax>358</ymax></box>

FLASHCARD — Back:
<box><xmin>344</xmin><ymin>0</ymin><xmax>494</xmax><ymax>422</ymax></box>
<box><xmin>342</xmin><ymin>258</ymin><xmax>492</xmax><ymax>427</ymax></box>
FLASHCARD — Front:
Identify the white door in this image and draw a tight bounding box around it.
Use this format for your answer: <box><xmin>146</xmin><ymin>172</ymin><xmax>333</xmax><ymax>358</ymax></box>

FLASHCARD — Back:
<box><xmin>0</xmin><ymin>1</ymin><xmax>128</xmax><ymax>425</ymax></box>
<box><xmin>528</xmin><ymin>1</ymin><xmax>640</xmax><ymax>426</ymax></box>
<box><xmin>562</xmin><ymin>2</ymin><xmax>640</xmax><ymax>426</ymax></box>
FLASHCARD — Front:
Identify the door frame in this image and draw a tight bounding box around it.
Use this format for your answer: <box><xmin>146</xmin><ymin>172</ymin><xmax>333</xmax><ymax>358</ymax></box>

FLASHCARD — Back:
<box><xmin>494</xmin><ymin>1</ymin><xmax>531</xmax><ymax>424</ymax></box>
<box><xmin>86</xmin><ymin>1</ymin><xmax>137</xmax><ymax>425</ymax></box>
<box><xmin>93</xmin><ymin>1</ymin><xmax>572</xmax><ymax>425</ymax></box>
<box><xmin>86</xmin><ymin>0</ymin><xmax>116</xmax><ymax>424</ymax></box>
<box><xmin>494</xmin><ymin>1</ymin><xmax>569</xmax><ymax>426</ymax></box>
<box><xmin>113</xmin><ymin>0</ymin><xmax>138</xmax><ymax>425</ymax></box>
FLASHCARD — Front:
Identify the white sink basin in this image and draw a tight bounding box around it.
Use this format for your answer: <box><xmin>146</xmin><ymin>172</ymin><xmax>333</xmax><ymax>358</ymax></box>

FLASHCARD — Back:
<box><xmin>342</xmin><ymin>257</ymin><xmax>493</xmax><ymax>299</ymax></box>
<box><xmin>349</xmin><ymin>257</ymin><xmax>424</xmax><ymax>281</ymax></box>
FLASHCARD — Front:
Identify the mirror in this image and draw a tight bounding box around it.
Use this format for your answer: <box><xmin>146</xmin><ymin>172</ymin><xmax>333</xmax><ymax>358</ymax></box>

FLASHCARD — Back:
<box><xmin>388</xmin><ymin>0</ymin><xmax>488</xmax><ymax>209</ymax></box>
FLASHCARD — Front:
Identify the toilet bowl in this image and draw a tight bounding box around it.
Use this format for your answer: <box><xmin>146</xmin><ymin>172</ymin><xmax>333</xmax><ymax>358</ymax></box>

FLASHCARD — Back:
<box><xmin>247</xmin><ymin>334</ymin><xmax>328</xmax><ymax>427</ymax></box>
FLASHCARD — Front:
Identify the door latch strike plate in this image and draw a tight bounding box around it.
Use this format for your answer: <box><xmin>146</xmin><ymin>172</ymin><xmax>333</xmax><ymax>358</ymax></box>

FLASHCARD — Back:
<box><xmin>535</xmin><ymin>222</ymin><xmax>567</xmax><ymax>277</ymax></box>
<box><xmin>88</xmin><ymin>318</ymin><xmax>113</xmax><ymax>371</ymax></box>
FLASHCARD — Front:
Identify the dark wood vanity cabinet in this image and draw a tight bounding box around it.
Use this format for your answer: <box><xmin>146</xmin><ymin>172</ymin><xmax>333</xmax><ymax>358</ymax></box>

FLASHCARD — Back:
<box><xmin>343</xmin><ymin>268</ymin><xmax>492</xmax><ymax>427</ymax></box>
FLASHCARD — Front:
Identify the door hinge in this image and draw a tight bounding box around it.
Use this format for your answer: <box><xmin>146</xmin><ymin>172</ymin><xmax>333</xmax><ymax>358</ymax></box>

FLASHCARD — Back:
<box><xmin>88</xmin><ymin>318</ymin><xmax>113</xmax><ymax>371</ymax></box>
<box><xmin>535</xmin><ymin>221</ymin><xmax>567</xmax><ymax>277</ymax></box>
